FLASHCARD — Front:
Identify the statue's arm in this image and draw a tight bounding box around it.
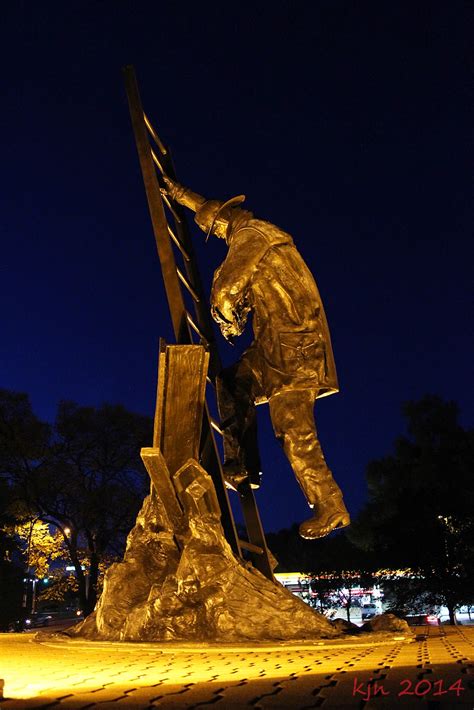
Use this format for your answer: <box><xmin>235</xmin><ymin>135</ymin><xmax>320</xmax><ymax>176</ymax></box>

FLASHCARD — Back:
<box><xmin>211</xmin><ymin>228</ymin><xmax>270</xmax><ymax>327</ymax></box>
<box><xmin>162</xmin><ymin>176</ymin><xmax>206</xmax><ymax>212</ymax></box>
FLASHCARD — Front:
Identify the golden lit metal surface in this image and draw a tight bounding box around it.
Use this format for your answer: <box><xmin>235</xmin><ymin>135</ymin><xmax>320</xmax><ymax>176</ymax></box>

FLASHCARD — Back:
<box><xmin>176</xmin><ymin>266</ymin><xmax>200</xmax><ymax>302</ymax></box>
<box><xmin>160</xmin><ymin>190</ymin><xmax>182</xmax><ymax>223</ymax></box>
<box><xmin>143</xmin><ymin>112</ymin><xmax>167</xmax><ymax>155</ymax></box>
<box><xmin>167</xmin><ymin>224</ymin><xmax>190</xmax><ymax>261</ymax></box>
<box><xmin>209</xmin><ymin>416</ymin><xmax>224</xmax><ymax>436</ymax></box>
<box><xmin>150</xmin><ymin>146</ymin><xmax>165</xmax><ymax>174</ymax></box>
<box><xmin>74</xmin><ymin>345</ymin><xmax>336</xmax><ymax>642</ymax></box>
<box><xmin>153</xmin><ymin>344</ymin><xmax>208</xmax><ymax>470</ymax></box>
<box><xmin>123</xmin><ymin>67</ymin><xmax>257</xmax><ymax>567</ymax></box>
<box><xmin>140</xmin><ymin>447</ymin><xmax>184</xmax><ymax>533</ymax></box>
<box><xmin>119</xmin><ymin>73</ymin><xmax>348</xmax><ymax>641</ymax></box>
<box><xmin>165</xmin><ymin>177</ymin><xmax>350</xmax><ymax>539</ymax></box>
<box><xmin>186</xmin><ymin>311</ymin><xmax>209</xmax><ymax>344</ymax></box>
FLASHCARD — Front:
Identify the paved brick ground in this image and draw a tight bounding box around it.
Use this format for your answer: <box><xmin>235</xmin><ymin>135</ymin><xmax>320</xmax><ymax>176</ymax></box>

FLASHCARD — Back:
<box><xmin>0</xmin><ymin>625</ymin><xmax>473</xmax><ymax>708</ymax></box>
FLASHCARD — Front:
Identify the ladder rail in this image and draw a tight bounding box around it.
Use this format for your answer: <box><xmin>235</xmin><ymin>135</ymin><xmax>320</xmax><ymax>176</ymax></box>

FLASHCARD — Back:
<box><xmin>159</xmin><ymin>149</ymin><xmax>222</xmax><ymax>381</ymax></box>
<box><xmin>123</xmin><ymin>66</ymin><xmax>189</xmax><ymax>344</ymax></box>
<box><xmin>123</xmin><ymin>65</ymin><xmax>275</xmax><ymax>581</ymax></box>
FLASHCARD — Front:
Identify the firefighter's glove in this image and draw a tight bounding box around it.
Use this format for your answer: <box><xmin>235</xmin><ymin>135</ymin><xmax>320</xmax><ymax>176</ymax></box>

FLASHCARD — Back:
<box><xmin>211</xmin><ymin>305</ymin><xmax>240</xmax><ymax>341</ymax></box>
<box><xmin>162</xmin><ymin>176</ymin><xmax>186</xmax><ymax>201</ymax></box>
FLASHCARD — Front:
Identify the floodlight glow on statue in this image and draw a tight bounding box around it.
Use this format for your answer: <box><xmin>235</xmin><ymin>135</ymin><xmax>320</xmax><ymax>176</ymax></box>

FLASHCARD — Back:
<box><xmin>163</xmin><ymin>176</ymin><xmax>350</xmax><ymax>539</ymax></box>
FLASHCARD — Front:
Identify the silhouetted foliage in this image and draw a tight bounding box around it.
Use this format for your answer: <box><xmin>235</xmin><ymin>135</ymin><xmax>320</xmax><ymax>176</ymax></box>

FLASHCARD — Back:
<box><xmin>0</xmin><ymin>477</ymin><xmax>23</xmax><ymax>630</ymax></box>
<box><xmin>266</xmin><ymin>526</ymin><xmax>376</xmax><ymax>621</ymax></box>
<box><xmin>0</xmin><ymin>388</ymin><xmax>153</xmax><ymax>615</ymax></box>
<box><xmin>267</xmin><ymin>525</ymin><xmax>374</xmax><ymax>574</ymax></box>
<box><xmin>348</xmin><ymin>395</ymin><xmax>474</xmax><ymax>623</ymax></box>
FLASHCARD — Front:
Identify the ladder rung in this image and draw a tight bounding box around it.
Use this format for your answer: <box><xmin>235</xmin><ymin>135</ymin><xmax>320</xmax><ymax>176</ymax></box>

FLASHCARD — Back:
<box><xmin>186</xmin><ymin>312</ymin><xmax>209</xmax><ymax>345</ymax></box>
<box><xmin>150</xmin><ymin>147</ymin><xmax>166</xmax><ymax>175</ymax></box>
<box><xmin>238</xmin><ymin>539</ymin><xmax>264</xmax><ymax>555</ymax></box>
<box><xmin>143</xmin><ymin>113</ymin><xmax>168</xmax><ymax>156</ymax></box>
<box><xmin>161</xmin><ymin>192</ymin><xmax>182</xmax><ymax>223</ymax></box>
<box><xmin>210</xmin><ymin>418</ymin><xmax>223</xmax><ymax>436</ymax></box>
<box><xmin>177</xmin><ymin>268</ymin><xmax>200</xmax><ymax>303</ymax></box>
<box><xmin>168</xmin><ymin>225</ymin><xmax>190</xmax><ymax>262</ymax></box>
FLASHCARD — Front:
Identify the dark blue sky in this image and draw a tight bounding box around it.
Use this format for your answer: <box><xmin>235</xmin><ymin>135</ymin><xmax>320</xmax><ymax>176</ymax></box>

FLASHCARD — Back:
<box><xmin>2</xmin><ymin>1</ymin><xmax>472</xmax><ymax>532</ymax></box>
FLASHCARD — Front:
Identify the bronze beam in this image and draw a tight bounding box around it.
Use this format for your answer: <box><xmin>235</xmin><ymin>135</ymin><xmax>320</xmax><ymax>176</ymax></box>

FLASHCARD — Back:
<box><xmin>153</xmin><ymin>343</ymin><xmax>209</xmax><ymax>475</ymax></box>
<box><xmin>123</xmin><ymin>66</ymin><xmax>188</xmax><ymax>343</ymax></box>
<box><xmin>140</xmin><ymin>447</ymin><xmax>185</xmax><ymax>535</ymax></box>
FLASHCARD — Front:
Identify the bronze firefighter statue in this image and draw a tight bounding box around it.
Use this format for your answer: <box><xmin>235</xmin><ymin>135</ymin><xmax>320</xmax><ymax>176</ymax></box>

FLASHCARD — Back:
<box><xmin>163</xmin><ymin>176</ymin><xmax>350</xmax><ymax>539</ymax></box>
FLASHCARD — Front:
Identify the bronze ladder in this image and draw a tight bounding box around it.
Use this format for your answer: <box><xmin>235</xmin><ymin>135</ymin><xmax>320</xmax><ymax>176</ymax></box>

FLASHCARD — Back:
<box><xmin>123</xmin><ymin>65</ymin><xmax>274</xmax><ymax>580</ymax></box>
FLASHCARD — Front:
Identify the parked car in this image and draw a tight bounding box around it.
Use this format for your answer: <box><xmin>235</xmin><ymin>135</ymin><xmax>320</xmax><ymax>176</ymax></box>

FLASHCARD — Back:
<box><xmin>361</xmin><ymin>603</ymin><xmax>378</xmax><ymax>620</ymax></box>
<box><xmin>404</xmin><ymin>612</ymin><xmax>439</xmax><ymax>626</ymax></box>
<box><xmin>24</xmin><ymin>613</ymin><xmax>53</xmax><ymax>629</ymax></box>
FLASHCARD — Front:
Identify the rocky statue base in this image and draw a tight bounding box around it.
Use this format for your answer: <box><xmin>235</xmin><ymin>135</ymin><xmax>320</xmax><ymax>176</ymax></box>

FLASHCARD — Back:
<box><xmin>72</xmin><ymin>345</ymin><xmax>340</xmax><ymax>642</ymax></box>
<box><xmin>74</xmin><ymin>458</ymin><xmax>337</xmax><ymax>642</ymax></box>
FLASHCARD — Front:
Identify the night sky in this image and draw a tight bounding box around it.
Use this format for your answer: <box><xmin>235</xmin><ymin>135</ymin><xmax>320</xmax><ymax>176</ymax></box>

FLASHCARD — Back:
<box><xmin>3</xmin><ymin>2</ymin><xmax>472</xmax><ymax>532</ymax></box>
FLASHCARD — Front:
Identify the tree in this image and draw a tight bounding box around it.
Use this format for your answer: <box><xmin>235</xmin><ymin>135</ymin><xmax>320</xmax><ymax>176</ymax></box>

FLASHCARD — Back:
<box><xmin>308</xmin><ymin>569</ymin><xmax>375</xmax><ymax>623</ymax></box>
<box><xmin>266</xmin><ymin>525</ymin><xmax>376</xmax><ymax>622</ymax></box>
<box><xmin>5</xmin><ymin>518</ymin><xmax>75</xmax><ymax>613</ymax></box>
<box><xmin>265</xmin><ymin>523</ymin><xmax>315</xmax><ymax>571</ymax></box>
<box><xmin>0</xmin><ymin>389</ymin><xmax>153</xmax><ymax>615</ymax></box>
<box><xmin>0</xmin><ymin>477</ymin><xmax>23</xmax><ymax>630</ymax></box>
<box><xmin>349</xmin><ymin>395</ymin><xmax>474</xmax><ymax>623</ymax></box>
<box><xmin>305</xmin><ymin>534</ymin><xmax>375</xmax><ymax>623</ymax></box>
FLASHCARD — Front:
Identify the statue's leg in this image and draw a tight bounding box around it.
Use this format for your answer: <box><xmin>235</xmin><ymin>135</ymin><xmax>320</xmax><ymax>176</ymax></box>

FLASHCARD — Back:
<box><xmin>216</xmin><ymin>350</ymin><xmax>262</xmax><ymax>490</ymax></box>
<box><xmin>268</xmin><ymin>388</ymin><xmax>350</xmax><ymax>538</ymax></box>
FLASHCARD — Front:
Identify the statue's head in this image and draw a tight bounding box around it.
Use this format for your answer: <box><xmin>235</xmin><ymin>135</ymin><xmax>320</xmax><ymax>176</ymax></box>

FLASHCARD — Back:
<box><xmin>195</xmin><ymin>195</ymin><xmax>246</xmax><ymax>241</ymax></box>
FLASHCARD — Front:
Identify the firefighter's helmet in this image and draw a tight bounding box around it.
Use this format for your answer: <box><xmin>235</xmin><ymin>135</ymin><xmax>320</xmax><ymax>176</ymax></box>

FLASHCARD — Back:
<box><xmin>195</xmin><ymin>195</ymin><xmax>246</xmax><ymax>241</ymax></box>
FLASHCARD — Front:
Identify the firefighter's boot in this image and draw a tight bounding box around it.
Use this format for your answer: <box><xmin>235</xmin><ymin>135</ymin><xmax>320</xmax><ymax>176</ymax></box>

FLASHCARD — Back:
<box><xmin>299</xmin><ymin>489</ymin><xmax>350</xmax><ymax>539</ymax></box>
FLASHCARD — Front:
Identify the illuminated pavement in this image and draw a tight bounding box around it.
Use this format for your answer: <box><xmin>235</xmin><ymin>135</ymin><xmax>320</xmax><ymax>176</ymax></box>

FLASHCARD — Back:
<box><xmin>1</xmin><ymin>626</ymin><xmax>473</xmax><ymax>708</ymax></box>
